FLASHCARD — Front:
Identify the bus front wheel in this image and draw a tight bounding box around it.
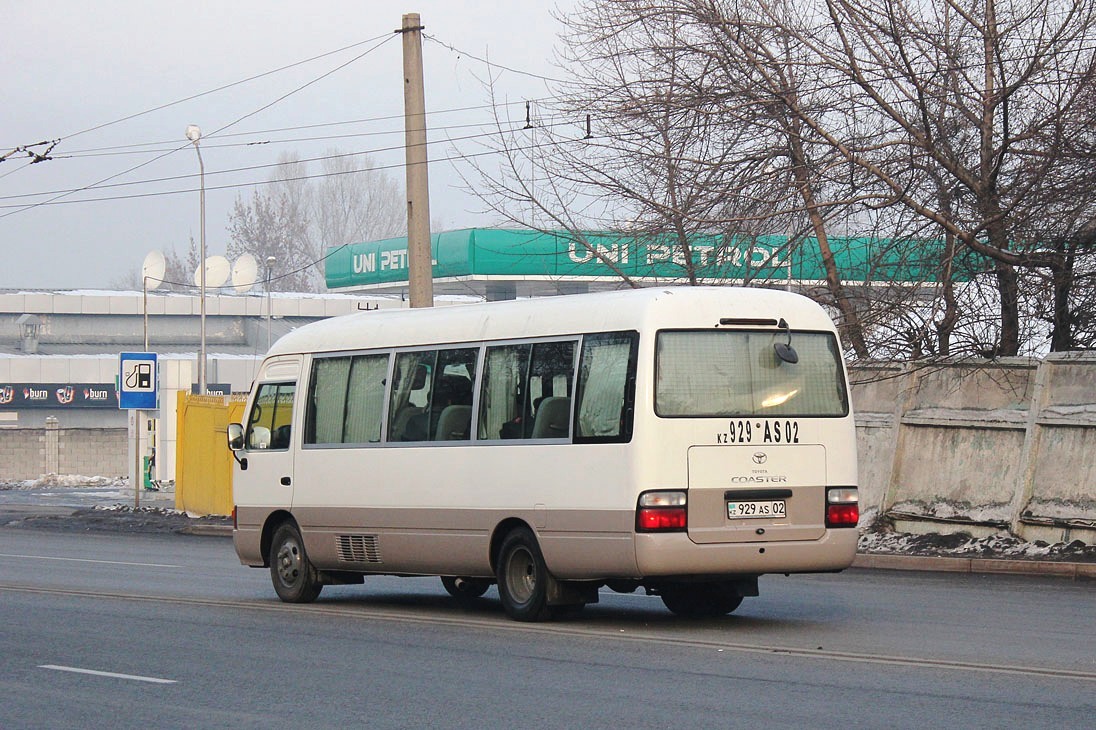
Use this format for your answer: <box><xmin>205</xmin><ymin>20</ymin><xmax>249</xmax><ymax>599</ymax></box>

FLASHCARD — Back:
<box><xmin>269</xmin><ymin>522</ymin><xmax>323</xmax><ymax>603</ymax></box>
<box><xmin>496</xmin><ymin>527</ymin><xmax>554</xmax><ymax>622</ymax></box>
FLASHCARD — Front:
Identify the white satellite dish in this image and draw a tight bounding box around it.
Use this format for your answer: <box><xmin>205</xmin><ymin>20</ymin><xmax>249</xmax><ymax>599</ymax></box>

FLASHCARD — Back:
<box><xmin>195</xmin><ymin>255</ymin><xmax>230</xmax><ymax>288</ymax></box>
<box><xmin>141</xmin><ymin>250</ymin><xmax>166</xmax><ymax>290</ymax></box>
<box><xmin>232</xmin><ymin>254</ymin><xmax>259</xmax><ymax>294</ymax></box>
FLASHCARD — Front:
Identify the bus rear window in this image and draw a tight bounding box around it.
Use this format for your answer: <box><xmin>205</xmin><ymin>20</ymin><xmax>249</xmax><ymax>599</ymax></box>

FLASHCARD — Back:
<box><xmin>655</xmin><ymin>330</ymin><xmax>848</xmax><ymax>418</ymax></box>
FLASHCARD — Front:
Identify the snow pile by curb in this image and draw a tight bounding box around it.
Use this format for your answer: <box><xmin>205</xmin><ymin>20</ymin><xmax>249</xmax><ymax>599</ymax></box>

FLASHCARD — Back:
<box><xmin>858</xmin><ymin>525</ymin><xmax>1095</xmax><ymax>562</ymax></box>
<box><xmin>0</xmin><ymin>474</ymin><xmax>127</xmax><ymax>490</ymax></box>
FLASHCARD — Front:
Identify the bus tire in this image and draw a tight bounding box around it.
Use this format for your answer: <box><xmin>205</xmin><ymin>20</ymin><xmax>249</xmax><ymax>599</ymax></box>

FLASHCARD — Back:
<box><xmin>660</xmin><ymin>583</ymin><xmax>743</xmax><ymax>618</ymax></box>
<box><xmin>441</xmin><ymin>576</ymin><xmax>491</xmax><ymax>604</ymax></box>
<box><xmin>496</xmin><ymin>527</ymin><xmax>554</xmax><ymax>622</ymax></box>
<box><xmin>269</xmin><ymin>522</ymin><xmax>323</xmax><ymax>603</ymax></box>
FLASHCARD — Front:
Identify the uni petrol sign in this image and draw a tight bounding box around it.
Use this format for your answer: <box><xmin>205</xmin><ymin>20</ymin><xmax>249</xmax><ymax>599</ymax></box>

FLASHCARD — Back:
<box><xmin>0</xmin><ymin>383</ymin><xmax>118</xmax><ymax>409</ymax></box>
<box><xmin>325</xmin><ymin>228</ymin><xmax>980</xmax><ymax>290</ymax></box>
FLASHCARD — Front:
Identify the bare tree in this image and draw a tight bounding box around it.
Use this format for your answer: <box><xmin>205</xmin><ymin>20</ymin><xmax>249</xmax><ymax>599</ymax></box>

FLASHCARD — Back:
<box><xmin>779</xmin><ymin>0</ymin><xmax>1096</xmax><ymax>355</ymax></box>
<box><xmin>469</xmin><ymin>0</ymin><xmax>1096</xmax><ymax>358</ymax></box>
<box><xmin>111</xmin><ymin>236</ymin><xmax>201</xmax><ymax>292</ymax></box>
<box><xmin>228</xmin><ymin>185</ymin><xmax>316</xmax><ymax>292</ymax></box>
<box><xmin>314</xmin><ymin>153</ymin><xmax>405</xmax><ymax>254</ymax></box>
<box><xmin>227</xmin><ymin>150</ymin><xmax>405</xmax><ymax>292</ymax></box>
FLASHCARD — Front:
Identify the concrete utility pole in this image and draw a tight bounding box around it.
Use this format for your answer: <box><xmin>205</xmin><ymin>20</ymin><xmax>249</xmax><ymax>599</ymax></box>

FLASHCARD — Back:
<box><xmin>185</xmin><ymin>124</ymin><xmax>208</xmax><ymax>393</ymax></box>
<box><xmin>400</xmin><ymin>12</ymin><xmax>434</xmax><ymax>308</ymax></box>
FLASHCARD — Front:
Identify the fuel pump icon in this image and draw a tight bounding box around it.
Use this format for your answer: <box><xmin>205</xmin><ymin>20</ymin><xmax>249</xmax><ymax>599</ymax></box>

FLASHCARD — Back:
<box><xmin>126</xmin><ymin>362</ymin><xmax>153</xmax><ymax>390</ymax></box>
<box><xmin>136</xmin><ymin>363</ymin><xmax>152</xmax><ymax>389</ymax></box>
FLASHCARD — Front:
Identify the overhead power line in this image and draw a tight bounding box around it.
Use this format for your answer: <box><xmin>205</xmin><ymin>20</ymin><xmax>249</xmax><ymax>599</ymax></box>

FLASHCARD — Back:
<box><xmin>0</xmin><ymin>33</ymin><xmax>397</xmax><ymax>220</ymax></box>
<box><xmin>0</xmin><ymin>117</ymin><xmax>581</xmax><ymax>204</ymax></box>
<box><xmin>49</xmin><ymin>100</ymin><xmax>543</xmax><ymax>157</ymax></box>
<box><xmin>0</xmin><ymin>132</ymin><xmax>595</xmax><ymax>210</ymax></box>
<box><xmin>423</xmin><ymin>33</ymin><xmax>568</xmax><ymax>84</ymax></box>
<box><xmin>0</xmin><ymin>31</ymin><xmax>397</xmax><ymax>151</ymax></box>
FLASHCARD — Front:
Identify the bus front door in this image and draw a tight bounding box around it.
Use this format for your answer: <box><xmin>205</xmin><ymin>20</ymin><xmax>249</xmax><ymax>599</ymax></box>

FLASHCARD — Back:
<box><xmin>239</xmin><ymin>381</ymin><xmax>297</xmax><ymax>510</ymax></box>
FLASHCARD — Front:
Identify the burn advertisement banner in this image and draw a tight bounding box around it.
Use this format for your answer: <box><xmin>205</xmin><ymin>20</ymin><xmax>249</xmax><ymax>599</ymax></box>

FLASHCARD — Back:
<box><xmin>0</xmin><ymin>383</ymin><xmax>119</xmax><ymax>409</ymax></box>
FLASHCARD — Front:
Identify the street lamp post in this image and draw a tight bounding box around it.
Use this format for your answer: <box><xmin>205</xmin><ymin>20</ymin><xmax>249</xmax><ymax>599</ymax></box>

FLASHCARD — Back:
<box><xmin>265</xmin><ymin>255</ymin><xmax>276</xmax><ymax>350</ymax></box>
<box><xmin>185</xmin><ymin>124</ymin><xmax>207</xmax><ymax>394</ymax></box>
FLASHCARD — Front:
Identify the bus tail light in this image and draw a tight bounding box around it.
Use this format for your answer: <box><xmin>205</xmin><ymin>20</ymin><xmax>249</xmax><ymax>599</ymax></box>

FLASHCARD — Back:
<box><xmin>637</xmin><ymin>490</ymin><xmax>687</xmax><ymax>532</ymax></box>
<box><xmin>825</xmin><ymin>487</ymin><xmax>859</xmax><ymax>528</ymax></box>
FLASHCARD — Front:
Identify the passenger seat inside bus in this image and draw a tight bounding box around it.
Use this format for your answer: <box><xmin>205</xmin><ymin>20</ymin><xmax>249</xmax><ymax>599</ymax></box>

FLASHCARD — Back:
<box><xmin>434</xmin><ymin>404</ymin><xmax>472</xmax><ymax>441</ymax></box>
<box><xmin>531</xmin><ymin>396</ymin><xmax>570</xmax><ymax>439</ymax></box>
<box><xmin>391</xmin><ymin>405</ymin><xmax>425</xmax><ymax>441</ymax></box>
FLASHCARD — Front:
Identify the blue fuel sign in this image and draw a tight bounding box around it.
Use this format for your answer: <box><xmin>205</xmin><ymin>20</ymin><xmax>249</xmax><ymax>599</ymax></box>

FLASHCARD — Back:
<box><xmin>118</xmin><ymin>352</ymin><xmax>158</xmax><ymax>410</ymax></box>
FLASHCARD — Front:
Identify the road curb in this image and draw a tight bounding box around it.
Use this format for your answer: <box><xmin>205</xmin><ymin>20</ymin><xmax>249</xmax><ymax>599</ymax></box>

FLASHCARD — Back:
<box><xmin>853</xmin><ymin>552</ymin><xmax>1096</xmax><ymax>579</ymax></box>
<box><xmin>178</xmin><ymin>524</ymin><xmax>233</xmax><ymax>537</ymax></box>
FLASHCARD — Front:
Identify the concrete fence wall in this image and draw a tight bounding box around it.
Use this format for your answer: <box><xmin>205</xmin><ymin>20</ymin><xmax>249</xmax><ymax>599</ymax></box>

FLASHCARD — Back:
<box><xmin>0</xmin><ymin>422</ymin><xmax>128</xmax><ymax>481</ymax></box>
<box><xmin>3</xmin><ymin>354</ymin><xmax>1094</xmax><ymax>541</ymax></box>
<box><xmin>850</xmin><ymin>352</ymin><xmax>1096</xmax><ymax>544</ymax></box>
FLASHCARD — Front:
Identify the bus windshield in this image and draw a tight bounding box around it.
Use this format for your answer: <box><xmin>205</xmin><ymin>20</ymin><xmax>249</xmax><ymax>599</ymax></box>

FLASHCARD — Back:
<box><xmin>655</xmin><ymin>330</ymin><xmax>848</xmax><ymax>418</ymax></box>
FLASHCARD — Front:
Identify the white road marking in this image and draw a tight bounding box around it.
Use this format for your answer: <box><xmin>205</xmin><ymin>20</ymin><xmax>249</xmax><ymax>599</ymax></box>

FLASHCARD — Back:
<box><xmin>0</xmin><ymin>552</ymin><xmax>179</xmax><ymax>568</ymax></box>
<box><xmin>39</xmin><ymin>665</ymin><xmax>177</xmax><ymax>684</ymax></box>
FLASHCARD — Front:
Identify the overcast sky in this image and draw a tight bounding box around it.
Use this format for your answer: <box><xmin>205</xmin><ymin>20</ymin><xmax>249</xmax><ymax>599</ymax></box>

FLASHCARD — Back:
<box><xmin>0</xmin><ymin>1</ymin><xmax>575</xmax><ymax>290</ymax></box>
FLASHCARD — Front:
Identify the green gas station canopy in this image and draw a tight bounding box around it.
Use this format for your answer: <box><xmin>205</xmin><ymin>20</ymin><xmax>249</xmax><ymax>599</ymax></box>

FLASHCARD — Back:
<box><xmin>325</xmin><ymin>228</ymin><xmax>977</xmax><ymax>295</ymax></box>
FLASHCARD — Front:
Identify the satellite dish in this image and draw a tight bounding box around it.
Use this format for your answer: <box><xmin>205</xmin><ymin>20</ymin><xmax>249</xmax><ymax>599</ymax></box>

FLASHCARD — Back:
<box><xmin>232</xmin><ymin>254</ymin><xmax>259</xmax><ymax>294</ymax></box>
<box><xmin>195</xmin><ymin>255</ymin><xmax>230</xmax><ymax>288</ymax></box>
<box><xmin>141</xmin><ymin>251</ymin><xmax>166</xmax><ymax>290</ymax></box>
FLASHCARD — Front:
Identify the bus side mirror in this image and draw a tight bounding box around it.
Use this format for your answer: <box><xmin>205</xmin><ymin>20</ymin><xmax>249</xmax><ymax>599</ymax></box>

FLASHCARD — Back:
<box><xmin>227</xmin><ymin>423</ymin><xmax>248</xmax><ymax>469</ymax></box>
<box><xmin>227</xmin><ymin>423</ymin><xmax>245</xmax><ymax>451</ymax></box>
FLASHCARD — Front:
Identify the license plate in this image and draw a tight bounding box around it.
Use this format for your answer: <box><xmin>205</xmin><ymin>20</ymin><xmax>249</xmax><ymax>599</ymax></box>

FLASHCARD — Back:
<box><xmin>727</xmin><ymin>500</ymin><xmax>786</xmax><ymax>519</ymax></box>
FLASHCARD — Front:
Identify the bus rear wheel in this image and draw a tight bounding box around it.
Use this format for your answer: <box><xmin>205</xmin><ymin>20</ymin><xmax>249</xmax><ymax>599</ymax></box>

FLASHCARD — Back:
<box><xmin>269</xmin><ymin>522</ymin><xmax>323</xmax><ymax>603</ymax></box>
<box><xmin>496</xmin><ymin>527</ymin><xmax>554</xmax><ymax>622</ymax></box>
<box><xmin>660</xmin><ymin>582</ymin><xmax>743</xmax><ymax>618</ymax></box>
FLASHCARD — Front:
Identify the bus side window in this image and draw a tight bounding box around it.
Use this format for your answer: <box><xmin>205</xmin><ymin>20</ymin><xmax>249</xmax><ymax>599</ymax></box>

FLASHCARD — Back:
<box><xmin>479</xmin><ymin>340</ymin><xmax>576</xmax><ymax>441</ymax></box>
<box><xmin>388</xmin><ymin>348</ymin><xmax>477</xmax><ymax>442</ymax></box>
<box><xmin>526</xmin><ymin>341</ymin><xmax>576</xmax><ymax>439</ymax></box>
<box><xmin>387</xmin><ymin>354</ymin><xmax>433</xmax><ymax>441</ymax></box>
<box><xmin>480</xmin><ymin>344</ymin><xmax>531</xmax><ymax>440</ymax></box>
<box><xmin>575</xmin><ymin>332</ymin><xmax>637</xmax><ymax>441</ymax></box>
<box><xmin>426</xmin><ymin>347</ymin><xmax>478</xmax><ymax>441</ymax></box>
<box><xmin>343</xmin><ymin>354</ymin><xmax>389</xmax><ymax>443</ymax></box>
<box><xmin>247</xmin><ymin>382</ymin><xmax>296</xmax><ymax>451</ymax></box>
<box><xmin>305</xmin><ymin>357</ymin><xmax>351</xmax><ymax>445</ymax></box>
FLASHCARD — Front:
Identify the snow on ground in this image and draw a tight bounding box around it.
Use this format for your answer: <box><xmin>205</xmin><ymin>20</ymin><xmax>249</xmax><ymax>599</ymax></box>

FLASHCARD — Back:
<box><xmin>0</xmin><ymin>474</ymin><xmax>127</xmax><ymax>490</ymax></box>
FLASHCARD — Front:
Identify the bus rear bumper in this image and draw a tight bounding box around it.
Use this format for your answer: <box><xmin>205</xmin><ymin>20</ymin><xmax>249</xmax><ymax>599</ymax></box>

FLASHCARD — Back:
<box><xmin>634</xmin><ymin>529</ymin><xmax>859</xmax><ymax>577</ymax></box>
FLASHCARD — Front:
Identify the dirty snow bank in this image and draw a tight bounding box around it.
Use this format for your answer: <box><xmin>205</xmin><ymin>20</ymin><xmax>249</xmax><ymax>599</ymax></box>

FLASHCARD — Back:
<box><xmin>859</xmin><ymin>518</ymin><xmax>1095</xmax><ymax>562</ymax></box>
<box><xmin>0</xmin><ymin>474</ymin><xmax>127</xmax><ymax>490</ymax></box>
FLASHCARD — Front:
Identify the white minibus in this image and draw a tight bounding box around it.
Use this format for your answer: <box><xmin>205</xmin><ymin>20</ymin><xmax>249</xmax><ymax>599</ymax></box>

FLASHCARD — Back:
<box><xmin>228</xmin><ymin>287</ymin><xmax>859</xmax><ymax>621</ymax></box>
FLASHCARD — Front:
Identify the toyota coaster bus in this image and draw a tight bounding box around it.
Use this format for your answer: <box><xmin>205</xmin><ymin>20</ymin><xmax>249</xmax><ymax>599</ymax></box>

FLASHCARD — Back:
<box><xmin>228</xmin><ymin>286</ymin><xmax>859</xmax><ymax>621</ymax></box>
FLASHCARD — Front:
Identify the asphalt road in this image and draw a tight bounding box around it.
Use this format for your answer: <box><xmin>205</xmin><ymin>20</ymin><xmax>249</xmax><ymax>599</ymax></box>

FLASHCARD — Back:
<box><xmin>0</xmin><ymin>527</ymin><xmax>1093</xmax><ymax>729</ymax></box>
